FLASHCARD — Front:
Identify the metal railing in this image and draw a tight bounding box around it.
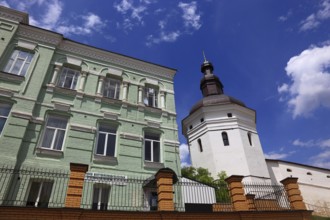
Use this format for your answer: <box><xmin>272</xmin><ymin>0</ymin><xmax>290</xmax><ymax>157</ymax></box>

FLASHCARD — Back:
<box><xmin>243</xmin><ymin>182</ymin><xmax>291</xmax><ymax>211</ymax></box>
<box><xmin>0</xmin><ymin>165</ymin><xmax>69</xmax><ymax>208</ymax></box>
<box><xmin>174</xmin><ymin>178</ymin><xmax>233</xmax><ymax>212</ymax></box>
<box><xmin>81</xmin><ymin>174</ymin><xmax>156</xmax><ymax>211</ymax></box>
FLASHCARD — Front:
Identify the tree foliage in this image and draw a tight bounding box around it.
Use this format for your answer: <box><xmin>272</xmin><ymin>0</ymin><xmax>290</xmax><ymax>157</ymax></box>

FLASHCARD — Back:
<box><xmin>181</xmin><ymin>167</ymin><xmax>230</xmax><ymax>203</ymax></box>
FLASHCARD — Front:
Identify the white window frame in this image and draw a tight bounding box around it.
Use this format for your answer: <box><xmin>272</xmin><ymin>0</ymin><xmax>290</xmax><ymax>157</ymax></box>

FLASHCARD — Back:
<box><xmin>3</xmin><ymin>49</ymin><xmax>34</xmax><ymax>76</ymax></box>
<box><xmin>92</xmin><ymin>184</ymin><xmax>110</xmax><ymax>210</ymax></box>
<box><xmin>40</xmin><ymin>115</ymin><xmax>68</xmax><ymax>151</ymax></box>
<box><xmin>26</xmin><ymin>180</ymin><xmax>53</xmax><ymax>208</ymax></box>
<box><xmin>95</xmin><ymin>125</ymin><xmax>117</xmax><ymax>157</ymax></box>
<box><xmin>0</xmin><ymin>102</ymin><xmax>11</xmax><ymax>135</ymax></box>
<box><xmin>144</xmin><ymin>86</ymin><xmax>158</xmax><ymax>108</ymax></box>
<box><xmin>103</xmin><ymin>77</ymin><xmax>121</xmax><ymax>99</ymax></box>
<box><xmin>144</xmin><ymin>133</ymin><xmax>161</xmax><ymax>163</ymax></box>
<box><xmin>57</xmin><ymin>67</ymin><xmax>80</xmax><ymax>90</ymax></box>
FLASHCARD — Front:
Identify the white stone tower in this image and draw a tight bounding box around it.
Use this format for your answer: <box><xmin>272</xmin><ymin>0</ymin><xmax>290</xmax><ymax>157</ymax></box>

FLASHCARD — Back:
<box><xmin>182</xmin><ymin>59</ymin><xmax>270</xmax><ymax>181</ymax></box>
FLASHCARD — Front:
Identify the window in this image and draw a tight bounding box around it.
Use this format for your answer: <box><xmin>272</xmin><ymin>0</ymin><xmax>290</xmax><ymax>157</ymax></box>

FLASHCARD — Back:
<box><xmin>222</xmin><ymin>132</ymin><xmax>229</xmax><ymax>146</ymax></box>
<box><xmin>0</xmin><ymin>102</ymin><xmax>11</xmax><ymax>135</ymax></box>
<box><xmin>92</xmin><ymin>185</ymin><xmax>110</xmax><ymax>210</ymax></box>
<box><xmin>144</xmin><ymin>87</ymin><xmax>158</xmax><ymax>107</ymax></box>
<box><xmin>3</xmin><ymin>49</ymin><xmax>33</xmax><ymax>76</ymax></box>
<box><xmin>227</xmin><ymin>113</ymin><xmax>232</xmax><ymax>117</ymax></box>
<box><xmin>198</xmin><ymin>139</ymin><xmax>203</xmax><ymax>152</ymax></box>
<box><xmin>307</xmin><ymin>172</ymin><xmax>312</xmax><ymax>175</ymax></box>
<box><xmin>200</xmin><ymin>118</ymin><xmax>204</xmax><ymax>123</ymax></box>
<box><xmin>26</xmin><ymin>181</ymin><xmax>53</xmax><ymax>208</ymax></box>
<box><xmin>149</xmin><ymin>192</ymin><xmax>158</xmax><ymax>211</ymax></box>
<box><xmin>57</xmin><ymin>67</ymin><xmax>80</xmax><ymax>90</ymax></box>
<box><xmin>144</xmin><ymin>133</ymin><xmax>160</xmax><ymax>162</ymax></box>
<box><xmin>40</xmin><ymin>116</ymin><xmax>68</xmax><ymax>151</ymax></box>
<box><xmin>96</xmin><ymin>125</ymin><xmax>116</xmax><ymax>157</ymax></box>
<box><xmin>103</xmin><ymin>77</ymin><xmax>121</xmax><ymax>99</ymax></box>
<box><xmin>247</xmin><ymin>132</ymin><xmax>253</xmax><ymax>146</ymax></box>
<box><xmin>286</xmin><ymin>169</ymin><xmax>292</xmax><ymax>172</ymax></box>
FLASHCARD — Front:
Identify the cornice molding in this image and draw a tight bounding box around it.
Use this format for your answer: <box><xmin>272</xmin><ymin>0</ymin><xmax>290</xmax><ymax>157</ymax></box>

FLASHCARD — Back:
<box><xmin>58</xmin><ymin>41</ymin><xmax>176</xmax><ymax>80</ymax></box>
<box><xmin>0</xmin><ymin>6</ymin><xmax>29</xmax><ymax>24</ymax></box>
<box><xmin>17</xmin><ymin>25</ymin><xmax>62</xmax><ymax>46</ymax></box>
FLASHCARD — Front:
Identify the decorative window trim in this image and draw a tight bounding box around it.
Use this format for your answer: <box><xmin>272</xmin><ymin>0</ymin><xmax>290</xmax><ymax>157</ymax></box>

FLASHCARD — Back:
<box><xmin>144</xmin><ymin>133</ymin><xmax>161</xmax><ymax>163</ymax></box>
<box><xmin>95</xmin><ymin>124</ymin><xmax>117</xmax><ymax>158</ymax></box>
<box><xmin>56</xmin><ymin>67</ymin><xmax>80</xmax><ymax>90</ymax></box>
<box><xmin>198</xmin><ymin>139</ymin><xmax>203</xmax><ymax>152</ymax></box>
<box><xmin>144</xmin><ymin>161</ymin><xmax>164</xmax><ymax>169</ymax></box>
<box><xmin>222</xmin><ymin>132</ymin><xmax>230</xmax><ymax>146</ymax></box>
<box><xmin>38</xmin><ymin>115</ymin><xmax>68</xmax><ymax>152</ymax></box>
<box><xmin>26</xmin><ymin>180</ymin><xmax>53</xmax><ymax>208</ymax></box>
<box><xmin>93</xmin><ymin>154</ymin><xmax>118</xmax><ymax>165</ymax></box>
<box><xmin>3</xmin><ymin>49</ymin><xmax>34</xmax><ymax>77</ymax></box>
<box><xmin>0</xmin><ymin>102</ymin><xmax>12</xmax><ymax>136</ymax></box>
<box><xmin>143</xmin><ymin>86</ymin><xmax>159</xmax><ymax>108</ymax></box>
<box><xmin>0</xmin><ymin>70</ymin><xmax>25</xmax><ymax>83</ymax></box>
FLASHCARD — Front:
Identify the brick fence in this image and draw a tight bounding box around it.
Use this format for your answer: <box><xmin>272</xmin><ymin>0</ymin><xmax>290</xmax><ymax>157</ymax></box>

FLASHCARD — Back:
<box><xmin>0</xmin><ymin>207</ymin><xmax>312</xmax><ymax>220</ymax></box>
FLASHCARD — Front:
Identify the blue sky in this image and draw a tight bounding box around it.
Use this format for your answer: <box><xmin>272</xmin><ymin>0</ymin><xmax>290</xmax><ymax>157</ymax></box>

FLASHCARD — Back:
<box><xmin>2</xmin><ymin>0</ymin><xmax>330</xmax><ymax>169</ymax></box>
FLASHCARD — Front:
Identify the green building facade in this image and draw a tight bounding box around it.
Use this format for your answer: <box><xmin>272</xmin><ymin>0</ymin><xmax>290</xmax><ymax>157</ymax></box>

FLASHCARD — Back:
<box><xmin>0</xmin><ymin>6</ymin><xmax>180</xmax><ymax>209</ymax></box>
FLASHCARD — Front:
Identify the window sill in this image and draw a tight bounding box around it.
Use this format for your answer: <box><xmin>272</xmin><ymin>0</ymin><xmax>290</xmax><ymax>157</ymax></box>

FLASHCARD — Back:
<box><xmin>101</xmin><ymin>97</ymin><xmax>122</xmax><ymax>105</ymax></box>
<box><xmin>54</xmin><ymin>87</ymin><xmax>77</xmax><ymax>97</ymax></box>
<box><xmin>36</xmin><ymin>147</ymin><xmax>64</xmax><ymax>158</ymax></box>
<box><xmin>0</xmin><ymin>71</ymin><xmax>25</xmax><ymax>83</ymax></box>
<box><xmin>144</xmin><ymin>161</ymin><xmax>164</xmax><ymax>169</ymax></box>
<box><xmin>93</xmin><ymin>154</ymin><xmax>118</xmax><ymax>165</ymax></box>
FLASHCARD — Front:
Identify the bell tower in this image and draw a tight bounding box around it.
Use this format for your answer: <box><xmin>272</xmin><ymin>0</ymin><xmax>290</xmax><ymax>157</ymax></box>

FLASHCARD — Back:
<box><xmin>182</xmin><ymin>57</ymin><xmax>270</xmax><ymax>181</ymax></box>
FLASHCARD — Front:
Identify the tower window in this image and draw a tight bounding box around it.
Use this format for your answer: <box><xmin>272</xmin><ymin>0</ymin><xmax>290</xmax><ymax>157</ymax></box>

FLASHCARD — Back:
<box><xmin>286</xmin><ymin>169</ymin><xmax>292</xmax><ymax>172</ymax></box>
<box><xmin>200</xmin><ymin>118</ymin><xmax>204</xmax><ymax>122</ymax></box>
<box><xmin>247</xmin><ymin>132</ymin><xmax>253</xmax><ymax>146</ymax></box>
<box><xmin>222</xmin><ymin>132</ymin><xmax>229</xmax><ymax>146</ymax></box>
<box><xmin>227</xmin><ymin>113</ymin><xmax>232</xmax><ymax>117</ymax></box>
<box><xmin>327</xmin><ymin>175</ymin><xmax>330</xmax><ymax>178</ymax></box>
<box><xmin>189</xmin><ymin>125</ymin><xmax>193</xmax><ymax>130</ymax></box>
<box><xmin>307</xmin><ymin>172</ymin><xmax>312</xmax><ymax>175</ymax></box>
<box><xmin>197</xmin><ymin>139</ymin><xmax>203</xmax><ymax>152</ymax></box>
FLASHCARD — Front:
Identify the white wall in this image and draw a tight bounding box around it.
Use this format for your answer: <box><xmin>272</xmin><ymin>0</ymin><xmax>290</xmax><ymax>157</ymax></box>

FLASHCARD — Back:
<box><xmin>266</xmin><ymin>160</ymin><xmax>330</xmax><ymax>210</ymax></box>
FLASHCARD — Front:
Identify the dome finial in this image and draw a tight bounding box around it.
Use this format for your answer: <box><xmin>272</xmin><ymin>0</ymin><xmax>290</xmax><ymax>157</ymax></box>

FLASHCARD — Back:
<box><xmin>203</xmin><ymin>50</ymin><xmax>208</xmax><ymax>63</ymax></box>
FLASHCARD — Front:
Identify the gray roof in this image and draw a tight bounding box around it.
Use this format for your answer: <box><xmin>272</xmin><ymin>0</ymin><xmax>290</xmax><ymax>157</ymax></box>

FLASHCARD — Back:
<box><xmin>190</xmin><ymin>94</ymin><xmax>246</xmax><ymax>114</ymax></box>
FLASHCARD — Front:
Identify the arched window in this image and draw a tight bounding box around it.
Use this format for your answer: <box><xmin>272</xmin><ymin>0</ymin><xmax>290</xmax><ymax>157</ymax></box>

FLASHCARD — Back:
<box><xmin>247</xmin><ymin>132</ymin><xmax>253</xmax><ymax>146</ymax></box>
<box><xmin>222</xmin><ymin>132</ymin><xmax>229</xmax><ymax>146</ymax></box>
<box><xmin>197</xmin><ymin>139</ymin><xmax>203</xmax><ymax>152</ymax></box>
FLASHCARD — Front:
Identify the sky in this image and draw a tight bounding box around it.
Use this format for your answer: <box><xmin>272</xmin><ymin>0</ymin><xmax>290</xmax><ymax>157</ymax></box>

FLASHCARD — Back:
<box><xmin>1</xmin><ymin>0</ymin><xmax>330</xmax><ymax>169</ymax></box>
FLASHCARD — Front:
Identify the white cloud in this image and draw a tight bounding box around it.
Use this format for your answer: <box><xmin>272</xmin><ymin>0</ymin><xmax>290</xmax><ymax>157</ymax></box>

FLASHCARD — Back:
<box><xmin>179</xmin><ymin>143</ymin><xmax>191</xmax><ymax>167</ymax></box>
<box><xmin>264</xmin><ymin>150</ymin><xmax>294</xmax><ymax>160</ymax></box>
<box><xmin>278</xmin><ymin>43</ymin><xmax>330</xmax><ymax>118</ymax></box>
<box><xmin>293</xmin><ymin>138</ymin><xmax>330</xmax><ymax>148</ymax></box>
<box><xmin>114</xmin><ymin>0</ymin><xmax>150</xmax><ymax>30</ymax></box>
<box><xmin>146</xmin><ymin>30</ymin><xmax>181</xmax><ymax>46</ymax></box>
<box><xmin>310</xmin><ymin>150</ymin><xmax>330</xmax><ymax>168</ymax></box>
<box><xmin>292</xmin><ymin>139</ymin><xmax>315</xmax><ymax>147</ymax></box>
<box><xmin>178</xmin><ymin>1</ymin><xmax>201</xmax><ymax>30</ymax></box>
<box><xmin>40</xmin><ymin>0</ymin><xmax>63</xmax><ymax>30</ymax></box>
<box><xmin>0</xmin><ymin>1</ymin><xmax>10</xmax><ymax>7</ymax></box>
<box><xmin>56</xmin><ymin>13</ymin><xmax>105</xmax><ymax>36</ymax></box>
<box><xmin>300</xmin><ymin>0</ymin><xmax>330</xmax><ymax>31</ymax></box>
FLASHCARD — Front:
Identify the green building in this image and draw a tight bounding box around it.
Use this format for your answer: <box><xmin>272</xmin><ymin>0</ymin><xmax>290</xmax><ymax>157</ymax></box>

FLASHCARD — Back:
<box><xmin>0</xmin><ymin>6</ymin><xmax>180</xmax><ymax>210</ymax></box>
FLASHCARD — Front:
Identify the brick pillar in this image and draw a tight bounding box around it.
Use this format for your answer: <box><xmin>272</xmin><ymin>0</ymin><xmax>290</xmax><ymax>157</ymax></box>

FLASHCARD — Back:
<box><xmin>246</xmin><ymin>194</ymin><xmax>256</xmax><ymax>211</ymax></box>
<box><xmin>155</xmin><ymin>169</ymin><xmax>175</xmax><ymax>211</ymax></box>
<box><xmin>225</xmin><ymin>175</ymin><xmax>249</xmax><ymax>211</ymax></box>
<box><xmin>280</xmin><ymin>177</ymin><xmax>306</xmax><ymax>210</ymax></box>
<box><xmin>65</xmin><ymin>163</ymin><xmax>88</xmax><ymax>208</ymax></box>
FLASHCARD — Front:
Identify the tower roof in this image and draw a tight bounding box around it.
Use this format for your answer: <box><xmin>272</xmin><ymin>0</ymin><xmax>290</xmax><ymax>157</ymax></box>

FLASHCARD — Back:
<box><xmin>189</xmin><ymin>57</ymin><xmax>246</xmax><ymax>114</ymax></box>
